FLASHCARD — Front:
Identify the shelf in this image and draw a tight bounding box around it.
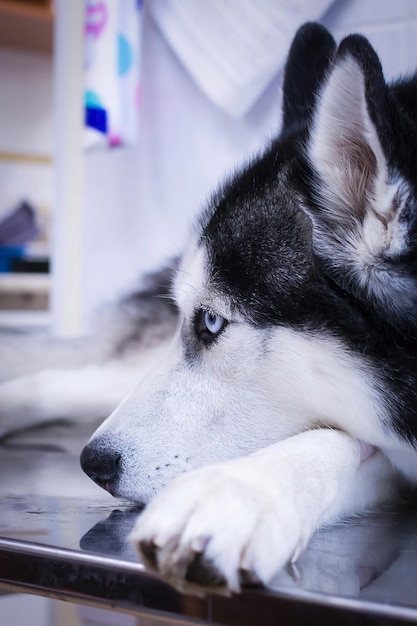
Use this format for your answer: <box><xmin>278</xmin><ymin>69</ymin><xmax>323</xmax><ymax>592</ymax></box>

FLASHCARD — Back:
<box><xmin>0</xmin><ymin>1</ymin><xmax>53</xmax><ymax>54</ymax></box>
<box><xmin>0</xmin><ymin>272</ymin><xmax>50</xmax><ymax>291</ymax></box>
<box><xmin>0</xmin><ymin>272</ymin><xmax>49</xmax><ymax>311</ymax></box>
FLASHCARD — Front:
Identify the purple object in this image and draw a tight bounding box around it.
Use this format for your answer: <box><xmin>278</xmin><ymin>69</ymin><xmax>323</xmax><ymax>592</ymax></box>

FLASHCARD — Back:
<box><xmin>0</xmin><ymin>201</ymin><xmax>39</xmax><ymax>246</ymax></box>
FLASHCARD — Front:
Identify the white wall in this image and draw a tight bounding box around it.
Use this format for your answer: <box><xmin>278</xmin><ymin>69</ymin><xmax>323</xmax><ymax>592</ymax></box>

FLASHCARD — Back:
<box><xmin>322</xmin><ymin>0</ymin><xmax>417</xmax><ymax>79</ymax></box>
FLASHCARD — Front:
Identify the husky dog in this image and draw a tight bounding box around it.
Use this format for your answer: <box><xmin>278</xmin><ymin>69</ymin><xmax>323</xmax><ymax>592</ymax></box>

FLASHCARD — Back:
<box><xmin>3</xmin><ymin>22</ymin><xmax>417</xmax><ymax>593</ymax></box>
<box><xmin>78</xmin><ymin>22</ymin><xmax>417</xmax><ymax>592</ymax></box>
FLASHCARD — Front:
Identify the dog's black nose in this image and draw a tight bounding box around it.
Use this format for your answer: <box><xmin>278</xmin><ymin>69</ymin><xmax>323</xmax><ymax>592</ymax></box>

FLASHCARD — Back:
<box><xmin>80</xmin><ymin>442</ymin><xmax>121</xmax><ymax>494</ymax></box>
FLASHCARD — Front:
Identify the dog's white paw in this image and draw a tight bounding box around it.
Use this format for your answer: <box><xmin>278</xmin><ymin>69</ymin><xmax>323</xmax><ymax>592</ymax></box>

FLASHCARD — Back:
<box><xmin>130</xmin><ymin>460</ymin><xmax>311</xmax><ymax>594</ymax></box>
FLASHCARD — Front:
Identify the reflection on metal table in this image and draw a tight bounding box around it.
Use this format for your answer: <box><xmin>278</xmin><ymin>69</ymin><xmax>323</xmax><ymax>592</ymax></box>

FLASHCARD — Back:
<box><xmin>1</xmin><ymin>443</ymin><xmax>417</xmax><ymax>625</ymax></box>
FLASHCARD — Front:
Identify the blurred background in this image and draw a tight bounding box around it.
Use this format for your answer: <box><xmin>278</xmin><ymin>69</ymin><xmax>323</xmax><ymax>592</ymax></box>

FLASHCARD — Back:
<box><xmin>2</xmin><ymin>0</ymin><xmax>417</xmax><ymax>339</ymax></box>
<box><xmin>1</xmin><ymin>0</ymin><xmax>417</xmax><ymax>623</ymax></box>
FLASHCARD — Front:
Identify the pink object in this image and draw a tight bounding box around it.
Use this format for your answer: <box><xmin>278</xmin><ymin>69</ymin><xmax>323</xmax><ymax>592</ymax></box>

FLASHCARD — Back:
<box><xmin>86</xmin><ymin>2</ymin><xmax>108</xmax><ymax>38</ymax></box>
<box><xmin>109</xmin><ymin>134</ymin><xmax>122</xmax><ymax>147</ymax></box>
<box><xmin>359</xmin><ymin>441</ymin><xmax>376</xmax><ymax>463</ymax></box>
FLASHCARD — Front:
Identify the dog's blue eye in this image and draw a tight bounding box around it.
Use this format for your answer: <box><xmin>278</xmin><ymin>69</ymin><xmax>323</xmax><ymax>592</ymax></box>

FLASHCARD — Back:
<box><xmin>194</xmin><ymin>309</ymin><xmax>228</xmax><ymax>345</ymax></box>
<box><xmin>204</xmin><ymin>311</ymin><xmax>224</xmax><ymax>335</ymax></box>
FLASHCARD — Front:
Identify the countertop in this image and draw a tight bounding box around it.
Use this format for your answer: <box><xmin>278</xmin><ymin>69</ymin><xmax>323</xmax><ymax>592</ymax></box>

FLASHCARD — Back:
<box><xmin>1</xmin><ymin>432</ymin><xmax>417</xmax><ymax>625</ymax></box>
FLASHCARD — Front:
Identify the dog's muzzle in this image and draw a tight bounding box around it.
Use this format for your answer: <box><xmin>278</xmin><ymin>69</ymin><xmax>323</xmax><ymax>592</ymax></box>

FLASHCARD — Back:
<box><xmin>80</xmin><ymin>440</ymin><xmax>121</xmax><ymax>496</ymax></box>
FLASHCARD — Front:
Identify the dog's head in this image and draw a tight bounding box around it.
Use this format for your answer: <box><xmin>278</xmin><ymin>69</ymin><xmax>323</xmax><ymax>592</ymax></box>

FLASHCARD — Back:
<box><xmin>81</xmin><ymin>24</ymin><xmax>417</xmax><ymax>502</ymax></box>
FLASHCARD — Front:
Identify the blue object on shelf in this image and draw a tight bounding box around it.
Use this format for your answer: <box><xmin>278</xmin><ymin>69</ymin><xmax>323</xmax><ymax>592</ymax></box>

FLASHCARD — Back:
<box><xmin>0</xmin><ymin>245</ymin><xmax>25</xmax><ymax>273</ymax></box>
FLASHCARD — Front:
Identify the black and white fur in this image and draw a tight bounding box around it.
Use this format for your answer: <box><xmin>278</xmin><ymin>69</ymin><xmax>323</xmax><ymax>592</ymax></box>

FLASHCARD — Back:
<box><xmin>3</xmin><ymin>23</ymin><xmax>417</xmax><ymax>593</ymax></box>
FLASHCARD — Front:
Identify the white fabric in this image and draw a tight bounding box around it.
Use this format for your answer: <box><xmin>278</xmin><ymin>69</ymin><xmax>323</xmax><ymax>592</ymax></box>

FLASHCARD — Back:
<box><xmin>150</xmin><ymin>0</ymin><xmax>336</xmax><ymax>117</ymax></box>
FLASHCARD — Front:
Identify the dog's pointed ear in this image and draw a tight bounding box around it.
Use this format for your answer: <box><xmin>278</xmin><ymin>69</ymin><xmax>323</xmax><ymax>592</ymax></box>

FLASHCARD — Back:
<box><xmin>282</xmin><ymin>23</ymin><xmax>336</xmax><ymax>132</ymax></box>
<box><xmin>305</xmin><ymin>35</ymin><xmax>415</xmax><ymax>317</ymax></box>
<box><xmin>307</xmin><ymin>34</ymin><xmax>395</xmax><ymax>231</ymax></box>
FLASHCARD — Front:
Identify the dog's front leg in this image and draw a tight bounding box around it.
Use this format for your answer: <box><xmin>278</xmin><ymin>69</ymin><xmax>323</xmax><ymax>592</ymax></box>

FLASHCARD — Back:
<box><xmin>0</xmin><ymin>362</ymin><xmax>141</xmax><ymax>439</ymax></box>
<box><xmin>131</xmin><ymin>429</ymin><xmax>396</xmax><ymax>594</ymax></box>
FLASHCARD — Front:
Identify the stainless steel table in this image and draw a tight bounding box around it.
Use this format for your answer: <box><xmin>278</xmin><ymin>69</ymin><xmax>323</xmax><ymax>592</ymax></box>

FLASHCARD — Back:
<box><xmin>1</xmin><ymin>440</ymin><xmax>417</xmax><ymax>625</ymax></box>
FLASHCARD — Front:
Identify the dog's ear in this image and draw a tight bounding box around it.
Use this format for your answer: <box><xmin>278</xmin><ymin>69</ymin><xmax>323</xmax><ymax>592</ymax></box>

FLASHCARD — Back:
<box><xmin>282</xmin><ymin>23</ymin><xmax>336</xmax><ymax>132</ymax></box>
<box><xmin>306</xmin><ymin>35</ymin><xmax>415</xmax><ymax>318</ymax></box>
<box><xmin>308</xmin><ymin>34</ymin><xmax>394</xmax><ymax>226</ymax></box>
